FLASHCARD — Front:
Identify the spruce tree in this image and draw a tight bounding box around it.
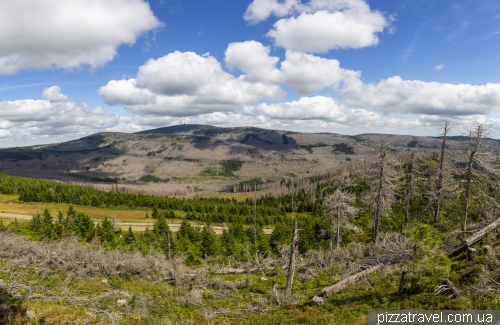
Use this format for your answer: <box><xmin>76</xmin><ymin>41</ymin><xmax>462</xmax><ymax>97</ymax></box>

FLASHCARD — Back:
<box><xmin>153</xmin><ymin>212</ymin><xmax>170</xmax><ymax>238</ymax></box>
<box><xmin>200</xmin><ymin>227</ymin><xmax>218</xmax><ymax>258</ymax></box>
<box><xmin>124</xmin><ymin>226</ymin><xmax>135</xmax><ymax>245</ymax></box>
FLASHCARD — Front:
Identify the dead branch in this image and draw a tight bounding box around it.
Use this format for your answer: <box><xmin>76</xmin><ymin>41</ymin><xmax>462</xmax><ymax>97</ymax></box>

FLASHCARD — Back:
<box><xmin>318</xmin><ymin>264</ymin><xmax>383</xmax><ymax>299</ymax></box>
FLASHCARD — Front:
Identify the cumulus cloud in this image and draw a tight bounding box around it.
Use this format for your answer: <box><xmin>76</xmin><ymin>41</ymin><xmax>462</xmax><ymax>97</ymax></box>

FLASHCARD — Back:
<box><xmin>0</xmin><ymin>87</ymin><xmax>125</xmax><ymax>140</ymax></box>
<box><xmin>0</xmin><ymin>0</ymin><xmax>162</xmax><ymax>74</ymax></box>
<box><xmin>244</xmin><ymin>0</ymin><xmax>390</xmax><ymax>52</ymax></box>
<box><xmin>281</xmin><ymin>50</ymin><xmax>360</xmax><ymax>95</ymax></box>
<box><xmin>99</xmin><ymin>51</ymin><xmax>286</xmax><ymax>117</ymax></box>
<box><xmin>224</xmin><ymin>41</ymin><xmax>283</xmax><ymax>84</ymax></box>
<box><xmin>135</xmin><ymin>112</ymin><xmax>272</xmax><ymax>129</ymax></box>
<box><xmin>42</xmin><ymin>86</ymin><xmax>69</xmax><ymax>102</ymax></box>
<box><xmin>341</xmin><ymin>76</ymin><xmax>500</xmax><ymax>116</ymax></box>
<box><xmin>242</xmin><ymin>96</ymin><xmax>430</xmax><ymax>136</ymax></box>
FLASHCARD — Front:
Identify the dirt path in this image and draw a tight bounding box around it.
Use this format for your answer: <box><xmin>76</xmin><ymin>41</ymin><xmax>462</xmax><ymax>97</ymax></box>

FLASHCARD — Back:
<box><xmin>0</xmin><ymin>213</ymin><xmax>272</xmax><ymax>235</ymax></box>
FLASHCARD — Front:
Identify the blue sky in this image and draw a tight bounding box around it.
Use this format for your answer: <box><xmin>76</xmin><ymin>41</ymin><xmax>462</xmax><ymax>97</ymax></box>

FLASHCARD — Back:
<box><xmin>1</xmin><ymin>0</ymin><xmax>500</xmax><ymax>147</ymax></box>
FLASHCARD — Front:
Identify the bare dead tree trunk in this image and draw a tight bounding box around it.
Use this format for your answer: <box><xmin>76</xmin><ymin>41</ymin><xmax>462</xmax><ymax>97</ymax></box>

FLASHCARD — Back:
<box><xmin>167</xmin><ymin>232</ymin><xmax>171</xmax><ymax>260</ymax></box>
<box><xmin>373</xmin><ymin>140</ymin><xmax>385</xmax><ymax>243</ymax></box>
<box><xmin>319</xmin><ymin>264</ymin><xmax>383</xmax><ymax>298</ymax></box>
<box><xmin>398</xmin><ymin>270</ymin><xmax>407</xmax><ymax>296</ymax></box>
<box><xmin>285</xmin><ymin>220</ymin><xmax>298</xmax><ymax>295</ymax></box>
<box><xmin>404</xmin><ymin>150</ymin><xmax>416</xmax><ymax>228</ymax></box>
<box><xmin>290</xmin><ymin>195</ymin><xmax>294</xmax><ymax>238</ymax></box>
<box><xmin>434</xmin><ymin>121</ymin><xmax>449</xmax><ymax>223</ymax></box>
<box><xmin>330</xmin><ymin>209</ymin><xmax>334</xmax><ymax>252</ymax></box>
<box><xmin>463</xmin><ymin>126</ymin><xmax>482</xmax><ymax>241</ymax></box>
<box><xmin>336</xmin><ymin>206</ymin><xmax>340</xmax><ymax>251</ymax></box>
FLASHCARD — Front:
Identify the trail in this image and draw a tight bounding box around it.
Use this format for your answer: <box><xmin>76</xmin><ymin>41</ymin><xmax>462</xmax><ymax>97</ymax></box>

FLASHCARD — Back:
<box><xmin>0</xmin><ymin>213</ymin><xmax>272</xmax><ymax>235</ymax></box>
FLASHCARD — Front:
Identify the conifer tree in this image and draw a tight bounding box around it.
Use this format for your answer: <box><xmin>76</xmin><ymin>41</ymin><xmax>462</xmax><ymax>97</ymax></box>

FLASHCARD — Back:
<box><xmin>152</xmin><ymin>206</ymin><xmax>160</xmax><ymax>219</ymax></box>
<box><xmin>99</xmin><ymin>217</ymin><xmax>115</xmax><ymax>244</ymax></box>
<box><xmin>220</xmin><ymin>229</ymin><xmax>236</xmax><ymax>256</ymax></box>
<box><xmin>124</xmin><ymin>226</ymin><xmax>135</xmax><ymax>245</ymax></box>
<box><xmin>200</xmin><ymin>227</ymin><xmax>218</xmax><ymax>258</ymax></box>
<box><xmin>153</xmin><ymin>212</ymin><xmax>170</xmax><ymax>238</ymax></box>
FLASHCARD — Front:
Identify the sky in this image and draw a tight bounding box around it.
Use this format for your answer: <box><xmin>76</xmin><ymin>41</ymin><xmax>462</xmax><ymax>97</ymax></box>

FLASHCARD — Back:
<box><xmin>1</xmin><ymin>0</ymin><xmax>500</xmax><ymax>147</ymax></box>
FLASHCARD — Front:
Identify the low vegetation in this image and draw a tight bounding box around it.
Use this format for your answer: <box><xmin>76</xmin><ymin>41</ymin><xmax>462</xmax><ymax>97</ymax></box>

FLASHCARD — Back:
<box><xmin>1</xmin><ymin>122</ymin><xmax>500</xmax><ymax>323</ymax></box>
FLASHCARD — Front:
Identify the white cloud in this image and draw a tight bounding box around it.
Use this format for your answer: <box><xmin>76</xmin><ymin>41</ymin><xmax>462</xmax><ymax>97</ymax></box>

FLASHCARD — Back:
<box><xmin>0</xmin><ymin>0</ymin><xmax>162</xmax><ymax>74</ymax></box>
<box><xmin>242</xmin><ymin>96</ymin><xmax>426</xmax><ymax>135</ymax></box>
<box><xmin>135</xmin><ymin>112</ymin><xmax>272</xmax><ymax>129</ymax></box>
<box><xmin>244</xmin><ymin>0</ymin><xmax>305</xmax><ymax>24</ymax></box>
<box><xmin>341</xmin><ymin>76</ymin><xmax>500</xmax><ymax>116</ymax></box>
<box><xmin>435</xmin><ymin>64</ymin><xmax>444</xmax><ymax>71</ymax></box>
<box><xmin>244</xmin><ymin>96</ymin><xmax>420</xmax><ymax>129</ymax></box>
<box><xmin>224</xmin><ymin>41</ymin><xmax>283</xmax><ymax>84</ymax></box>
<box><xmin>42</xmin><ymin>86</ymin><xmax>69</xmax><ymax>102</ymax></box>
<box><xmin>0</xmin><ymin>87</ymin><xmax>124</xmax><ymax>139</ymax></box>
<box><xmin>100</xmin><ymin>51</ymin><xmax>286</xmax><ymax>117</ymax></box>
<box><xmin>281</xmin><ymin>50</ymin><xmax>360</xmax><ymax>95</ymax></box>
<box><xmin>245</xmin><ymin>0</ymin><xmax>390</xmax><ymax>52</ymax></box>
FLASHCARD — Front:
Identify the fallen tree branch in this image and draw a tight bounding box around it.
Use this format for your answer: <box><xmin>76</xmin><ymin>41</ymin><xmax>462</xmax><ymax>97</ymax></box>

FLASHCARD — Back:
<box><xmin>450</xmin><ymin>216</ymin><xmax>500</xmax><ymax>257</ymax></box>
<box><xmin>318</xmin><ymin>264</ymin><xmax>383</xmax><ymax>299</ymax></box>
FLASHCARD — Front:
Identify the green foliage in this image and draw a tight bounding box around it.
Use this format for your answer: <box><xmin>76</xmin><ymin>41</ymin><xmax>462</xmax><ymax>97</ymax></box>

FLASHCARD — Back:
<box><xmin>407</xmin><ymin>140</ymin><xmax>419</xmax><ymax>147</ymax></box>
<box><xmin>405</xmin><ymin>223</ymin><xmax>451</xmax><ymax>293</ymax></box>
<box><xmin>332</xmin><ymin>143</ymin><xmax>354</xmax><ymax>154</ymax></box>
<box><xmin>301</xmin><ymin>143</ymin><xmax>329</xmax><ymax>153</ymax></box>
<box><xmin>139</xmin><ymin>175</ymin><xmax>170</xmax><ymax>183</ymax></box>
<box><xmin>239</xmin><ymin>178</ymin><xmax>264</xmax><ymax>186</ymax></box>
<box><xmin>0</xmin><ymin>150</ymin><xmax>44</xmax><ymax>161</ymax></box>
<box><xmin>200</xmin><ymin>160</ymin><xmax>243</xmax><ymax>177</ymax></box>
<box><xmin>200</xmin><ymin>227</ymin><xmax>219</xmax><ymax>258</ymax></box>
<box><xmin>124</xmin><ymin>226</ymin><xmax>135</xmax><ymax>245</ymax></box>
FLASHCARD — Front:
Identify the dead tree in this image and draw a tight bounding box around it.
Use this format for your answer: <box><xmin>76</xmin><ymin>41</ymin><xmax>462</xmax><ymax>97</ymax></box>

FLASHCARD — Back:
<box><xmin>290</xmin><ymin>195</ymin><xmax>295</xmax><ymax>238</ymax></box>
<box><xmin>366</xmin><ymin>139</ymin><xmax>396</xmax><ymax>243</ymax></box>
<box><xmin>285</xmin><ymin>220</ymin><xmax>299</xmax><ymax>295</ymax></box>
<box><xmin>451</xmin><ymin>215</ymin><xmax>500</xmax><ymax>257</ymax></box>
<box><xmin>167</xmin><ymin>232</ymin><xmax>171</xmax><ymax>260</ymax></box>
<box><xmin>460</xmin><ymin>123</ymin><xmax>499</xmax><ymax>241</ymax></box>
<box><xmin>403</xmin><ymin>150</ymin><xmax>419</xmax><ymax>229</ymax></box>
<box><xmin>433</xmin><ymin>121</ymin><xmax>452</xmax><ymax>223</ymax></box>
<box><xmin>323</xmin><ymin>178</ymin><xmax>357</xmax><ymax>251</ymax></box>
<box><xmin>318</xmin><ymin>264</ymin><xmax>383</xmax><ymax>298</ymax></box>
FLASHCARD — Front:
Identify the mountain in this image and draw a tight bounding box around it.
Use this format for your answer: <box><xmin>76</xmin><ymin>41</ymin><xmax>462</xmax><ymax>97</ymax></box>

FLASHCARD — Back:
<box><xmin>0</xmin><ymin>125</ymin><xmax>494</xmax><ymax>195</ymax></box>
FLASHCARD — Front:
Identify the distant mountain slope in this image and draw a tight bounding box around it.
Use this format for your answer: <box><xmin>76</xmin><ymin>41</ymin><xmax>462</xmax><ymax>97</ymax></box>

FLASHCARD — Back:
<box><xmin>0</xmin><ymin>124</ymin><xmax>496</xmax><ymax>196</ymax></box>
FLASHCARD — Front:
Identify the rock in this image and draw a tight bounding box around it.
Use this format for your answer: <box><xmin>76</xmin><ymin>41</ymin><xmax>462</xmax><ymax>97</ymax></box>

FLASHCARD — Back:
<box><xmin>311</xmin><ymin>295</ymin><xmax>324</xmax><ymax>306</ymax></box>
<box><xmin>116</xmin><ymin>299</ymin><xmax>128</xmax><ymax>306</ymax></box>
<box><xmin>26</xmin><ymin>310</ymin><xmax>36</xmax><ymax>320</ymax></box>
<box><xmin>101</xmin><ymin>279</ymin><xmax>109</xmax><ymax>285</ymax></box>
<box><xmin>260</xmin><ymin>276</ymin><xmax>268</xmax><ymax>281</ymax></box>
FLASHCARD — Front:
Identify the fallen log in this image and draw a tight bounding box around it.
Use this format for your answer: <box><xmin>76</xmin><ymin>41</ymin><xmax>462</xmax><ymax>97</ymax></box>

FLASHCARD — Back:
<box><xmin>216</xmin><ymin>265</ymin><xmax>287</xmax><ymax>274</ymax></box>
<box><xmin>318</xmin><ymin>264</ymin><xmax>383</xmax><ymax>299</ymax></box>
<box><xmin>216</xmin><ymin>268</ymin><xmax>250</xmax><ymax>274</ymax></box>
<box><xmin>450</xmin><ymin>216</ymin><xmax>500</xmax><ymax>257</ymax></box>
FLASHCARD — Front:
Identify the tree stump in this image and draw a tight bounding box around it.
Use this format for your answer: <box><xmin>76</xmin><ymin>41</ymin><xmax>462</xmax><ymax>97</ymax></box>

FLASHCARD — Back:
<box><xmin>397</xmin><ymin>270</ymin><xmax>407</xmax><ymax>296</ymax></box>
<box><xmin>467</xmin><ymin>247</ymin><xmax>476</xmax><ymax>262</ymax></box>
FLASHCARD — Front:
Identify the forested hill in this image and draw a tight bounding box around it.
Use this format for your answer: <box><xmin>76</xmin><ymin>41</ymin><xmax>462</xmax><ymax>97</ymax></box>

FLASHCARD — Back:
<box><xmin>0</xmin><ymin>124</ymin><xmax>497</xmax><ymax>197</ymax></box>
